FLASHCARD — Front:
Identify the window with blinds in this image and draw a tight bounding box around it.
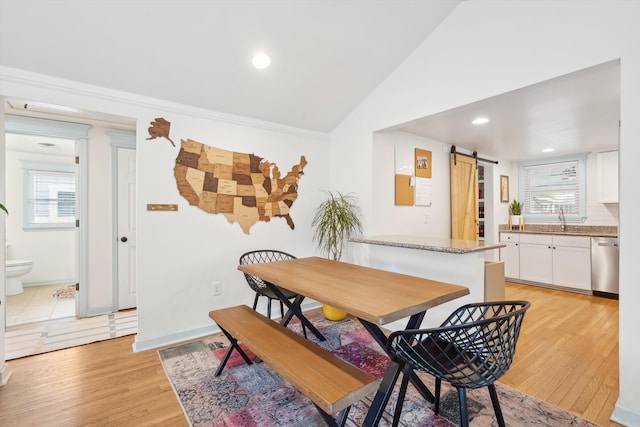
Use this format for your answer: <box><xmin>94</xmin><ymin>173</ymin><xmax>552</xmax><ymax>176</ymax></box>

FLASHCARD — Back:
<box><xmin>519</xmin><ymin>154</ymin><xmax>586</xmax><ymax>222</ymax></box>
<box><xmin>23</xmin><ymin>162</ymin><xmax>76</xmax><ymax>229</ymax></box>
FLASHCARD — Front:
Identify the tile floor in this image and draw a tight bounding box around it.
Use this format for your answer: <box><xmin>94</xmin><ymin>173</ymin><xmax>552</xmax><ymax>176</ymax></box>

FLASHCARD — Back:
<box><xmin>5</xmin><ymin>283</ymin><xmax>77</xmax><ymax>327</ymax></box>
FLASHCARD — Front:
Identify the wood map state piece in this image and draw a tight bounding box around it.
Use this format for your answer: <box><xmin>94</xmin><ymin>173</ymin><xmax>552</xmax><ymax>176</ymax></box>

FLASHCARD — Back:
<box><xmin>174</xmin><ymin>138</ymin><xmax>307</xmax><ymax>234</ymax></box>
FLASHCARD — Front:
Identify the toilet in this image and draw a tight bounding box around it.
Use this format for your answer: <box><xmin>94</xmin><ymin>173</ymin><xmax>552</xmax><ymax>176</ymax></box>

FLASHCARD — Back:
<box><xmin>6</xmin><ymin>260</ymin><xmax>34</xmax><ymax>296</ymax></box>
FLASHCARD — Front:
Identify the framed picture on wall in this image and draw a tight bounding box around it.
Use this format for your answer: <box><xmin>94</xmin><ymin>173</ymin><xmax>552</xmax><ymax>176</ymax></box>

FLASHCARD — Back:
<box><xmin>500</xmin><ymin>175</ymin><xmax>509</xmax><ymax>202</ymax></box>
<box><xmin>415</xmin><ymin>148</ymin><xmax>432</xmax><ymax>178</ymax></box>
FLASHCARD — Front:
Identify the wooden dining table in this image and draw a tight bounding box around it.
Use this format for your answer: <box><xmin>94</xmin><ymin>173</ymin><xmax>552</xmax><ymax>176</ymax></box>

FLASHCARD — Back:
<box><xmin>238</xmin><ymin>256</ymin><xmax>470</xmax><ymax>426</ymax></box>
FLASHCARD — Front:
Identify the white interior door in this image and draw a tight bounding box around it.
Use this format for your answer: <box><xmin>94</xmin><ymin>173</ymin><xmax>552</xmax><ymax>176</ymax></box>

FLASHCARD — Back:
<box><xmin>117</xmin><ymin>147</ymin><xmax>136</xmax><ymax>310</ymax></box>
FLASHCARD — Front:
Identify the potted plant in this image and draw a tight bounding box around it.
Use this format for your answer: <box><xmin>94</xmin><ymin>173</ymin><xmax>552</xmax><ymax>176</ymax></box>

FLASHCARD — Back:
<box><xmin>509</xmin><ymin>199</ymin><xmax>523</xmax><ymax>228</ymax></box>
<box><xmin>312</xmin><ymin>191</ymin><xmax>364</xmax><ymax>320</ymax></box>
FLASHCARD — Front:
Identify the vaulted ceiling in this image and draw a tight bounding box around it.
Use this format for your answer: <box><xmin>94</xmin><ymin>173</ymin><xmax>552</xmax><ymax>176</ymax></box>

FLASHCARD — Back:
<box><xmin>0</xmin><ymin>1</ymin><xmax>621</xmax><ymax>162</ymax></box>
<box><xmin>0</xmin><ymin>0</ymin><xmax>461</xmax><ymax>132</ymax></box>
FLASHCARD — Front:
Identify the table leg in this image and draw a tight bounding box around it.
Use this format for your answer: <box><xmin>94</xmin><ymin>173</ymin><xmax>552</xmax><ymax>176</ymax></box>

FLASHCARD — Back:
<box><xmin>359</xmin><ymin>316</ymin><xmax>435</xmax><ymax>426</ymax></box>
<box><xmin>265</xmin><ymin>283</ymin><xmax>326</xmax><ymax>341</ymax></box>
<box><xmin>362</xmin><ymin>360</ymin><xmax>402</xmax><ymax>427</ymax></box>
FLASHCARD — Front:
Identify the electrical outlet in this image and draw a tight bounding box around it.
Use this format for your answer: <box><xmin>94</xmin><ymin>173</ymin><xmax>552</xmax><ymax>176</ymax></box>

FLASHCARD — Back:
<box><xmin>212</xmin><ymin>281</ymin><xmax>222</xmax><ymax>296</ymax></box>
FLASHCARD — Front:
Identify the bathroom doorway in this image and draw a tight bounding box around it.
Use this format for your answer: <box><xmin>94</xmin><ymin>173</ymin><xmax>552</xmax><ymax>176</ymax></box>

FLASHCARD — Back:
<box><xmin>3</xmin><ymin>100</ymin><xmax>137</xmax><ymax>330</ymax></box>
<box><xmin>4</xmin><ymin>128</ymin><xmax>79</xmax><ymax>327</ymax></box>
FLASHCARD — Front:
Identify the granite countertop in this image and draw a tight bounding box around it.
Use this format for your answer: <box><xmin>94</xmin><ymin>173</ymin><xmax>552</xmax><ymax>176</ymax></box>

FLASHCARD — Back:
<box><xmin>499</xmin><ymin>224</ymin><xmax>617</xmax><ymax>238</ymax></box>
<box><xmin>350</xmin><ymin>235</ymin><xmax>505</xmax><ymax>254</ymax></box>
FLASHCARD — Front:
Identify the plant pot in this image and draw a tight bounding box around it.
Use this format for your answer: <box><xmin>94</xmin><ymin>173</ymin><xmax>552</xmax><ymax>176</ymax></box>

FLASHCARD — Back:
<box><xmin>510</xmin><ymin>215</ymin><xmax>522</xmax><ymax>228</ymax></box>
<box><xmin>322</xmin><ymin>304</ymin><xmax>347</xmax><ymax>321</ymax></box>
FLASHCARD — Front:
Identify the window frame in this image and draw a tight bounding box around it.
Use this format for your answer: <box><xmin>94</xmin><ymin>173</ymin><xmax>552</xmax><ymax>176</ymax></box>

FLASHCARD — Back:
<box><xmin>22</xmin><ymin>161</ymin><xmax>76</xmax><ymax>230</ymax></box>
<box><xmin>518</xmin><ymin>153</ymin><xmax>587</xmax><ymax>223</ymax></box>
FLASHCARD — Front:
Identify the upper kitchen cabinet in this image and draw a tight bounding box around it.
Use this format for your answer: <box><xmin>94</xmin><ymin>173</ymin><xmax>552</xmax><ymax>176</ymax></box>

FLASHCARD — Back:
<box><xmin>597</xmin><ymin>150</ymin><xmax>619</xmax><ymax>203</ymax></box>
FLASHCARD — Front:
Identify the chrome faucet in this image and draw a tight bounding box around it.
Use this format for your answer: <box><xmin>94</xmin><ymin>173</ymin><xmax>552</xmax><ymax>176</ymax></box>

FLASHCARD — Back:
<box><xmin>559</xmin><ymin>207</ymin><xmax>566</xmax><ymax>232</ymax></box>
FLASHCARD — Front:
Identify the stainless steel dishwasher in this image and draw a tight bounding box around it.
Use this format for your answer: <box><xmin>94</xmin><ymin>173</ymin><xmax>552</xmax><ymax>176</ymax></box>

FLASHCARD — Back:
<box><xmin>591</xmin><ymin>237</ymin><xmax>619</xmax><ymax>298</ymax></box>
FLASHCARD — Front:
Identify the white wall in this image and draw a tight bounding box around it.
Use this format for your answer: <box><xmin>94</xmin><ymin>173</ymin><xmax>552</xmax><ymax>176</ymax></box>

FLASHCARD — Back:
<box><xmin>4</xmin><ymin>150</ymin><xmax>75</xmax><ymax>284</ymax></box>
<box><xmin>330</xmin><ymin>1</ymin><xmax>639</xmax><ymax>425</ymax></box>
<box><xmin>0</xmin><ymin>69</ymin><xmax>330</xmax><ymax>353</ymax></box>
<box><xmin>134</xmin><ymin>113</ymin><xmax>329</xmax><ymax>348</ymax></box>
<box><xmin>0</xmin><ymin>98</ymin><xmax>9</xmax><ymax>385</ymax></box>
<box><xmin>371</xmin><ymin>131</ymin><xmax>451</xmax><ymax>237</ymax></box>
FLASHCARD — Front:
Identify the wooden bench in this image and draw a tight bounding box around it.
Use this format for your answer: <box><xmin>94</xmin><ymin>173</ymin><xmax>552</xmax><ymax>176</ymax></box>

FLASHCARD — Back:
<box><xmin>209</xmin><ymin>305</ymin><xmax>380</xmax><ymax>427</ymax></box>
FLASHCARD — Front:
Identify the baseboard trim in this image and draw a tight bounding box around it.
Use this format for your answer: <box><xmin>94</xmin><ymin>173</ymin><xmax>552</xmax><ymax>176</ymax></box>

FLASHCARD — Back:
<box><xmin>85</xmin><ymin>306</ymin><xmax>115</xmax><ymax>317</ymax></box>
<box><xmin>611</xmin><ymin>400</ymin><xmax>640</xmax><ymax>426</ymax></box>
<box><xmin>0</xmin><ymin>362</ymin><xmax>13</xmax><ymax>386</ymax></box>
<box><xmin>133</xmin><ymin>301</ymin><xmax>322</xmax><ymax>352</ymax></box>
<box><xmin>133</xmin><ymin>325</ymin><xmax>220</xmax><ymax>353</ymax></box>
<box><xmin>505</xmin><ymin>278</ymin><xmax>592</xmax><ymax>295</ymax></box>
<box><xmin>23</xmin><ymin>279</ymin><xmax>76</xmax><ymax>288</ymax></box>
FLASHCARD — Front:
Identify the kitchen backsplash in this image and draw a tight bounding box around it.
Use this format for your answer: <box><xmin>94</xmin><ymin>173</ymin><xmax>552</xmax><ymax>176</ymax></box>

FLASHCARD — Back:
<box><xmin>499</xmin><ymin>223</ymin><xmax>618</xmax><ymax>236</ymax></box>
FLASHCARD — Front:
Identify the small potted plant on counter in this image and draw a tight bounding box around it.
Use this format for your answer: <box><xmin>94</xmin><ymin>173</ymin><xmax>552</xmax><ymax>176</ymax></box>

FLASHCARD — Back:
<box><xmin>312</xmin><ymin>191</ymin><xmax>364</xmax><ymax>320</ymax></box>
<box><xmin>509</xmin><ymin>199</ymin><xmax>523</xmax><ymax>229</ymax></box>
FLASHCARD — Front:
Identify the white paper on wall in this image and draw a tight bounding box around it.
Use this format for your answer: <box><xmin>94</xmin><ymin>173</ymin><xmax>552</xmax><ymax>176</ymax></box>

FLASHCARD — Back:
<box><xmin>415</xmin><ymin>177</ymin><xmax>433</xmax><ymax>207</ymax></box>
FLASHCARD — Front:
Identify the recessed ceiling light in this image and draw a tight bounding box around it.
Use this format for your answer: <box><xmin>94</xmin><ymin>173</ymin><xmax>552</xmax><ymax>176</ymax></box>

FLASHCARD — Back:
<box><xmin>542</xmin><ymin>148</ymin><xmax>555</xmax><ymax>153</ymax></box>
<box><xmin>472</xmin><ymin>117</ymin><xmax>489</xmax><ymax>125</ymax></box>
<box><xmin>252</xmin><ymin>52</ymin><xmax>271</xmax><ymax>69</ymax></box>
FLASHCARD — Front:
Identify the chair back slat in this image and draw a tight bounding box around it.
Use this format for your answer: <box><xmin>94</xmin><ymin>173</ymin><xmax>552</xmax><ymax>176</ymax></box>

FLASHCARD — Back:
<box><xmin>239</xmin><ymin>250</ymin><xmax>297</xmax><ymax>292</ymax></box>
<box><xmin>389</xmin><ymin>301</ymin><xmax>530</xmax><ymax>389</ymax></box>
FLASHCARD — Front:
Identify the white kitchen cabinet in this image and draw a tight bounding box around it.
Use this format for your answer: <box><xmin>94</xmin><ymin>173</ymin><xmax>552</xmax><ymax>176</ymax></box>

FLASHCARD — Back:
<box><xmin>597</xmin><ymin>150</ymin><xmax>619</xmax><ymax>203</ymax></box>
<box><xmin>499</xmin><ymin>233</ymin><xmax>520</xmax><ymax>279</ymax></box>
<box><xmin>551</xmin><ymin>235</ymin><xmax>591</xmax><ymax>290</ymax></box>
<box><xmin>519</xmin><ymin>234</ymin><xmax>553</xmax><ymax>284</ymax></box>
<box><xmin>506</xmin><ymin>233</ymin><xmax>592</xmax><ymax>292</ymax></box>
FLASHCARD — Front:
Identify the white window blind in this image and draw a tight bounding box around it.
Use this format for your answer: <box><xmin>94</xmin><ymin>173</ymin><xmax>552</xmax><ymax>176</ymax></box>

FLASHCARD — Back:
<box><xmin>519</xmin><ymin>154</ymin><xmax>586</xmax><ymax>222</ymax></box>
<box><xmin>23</xmin><ymin>162</ymin><xmax>76</xmax><ymax>229</ymax></box>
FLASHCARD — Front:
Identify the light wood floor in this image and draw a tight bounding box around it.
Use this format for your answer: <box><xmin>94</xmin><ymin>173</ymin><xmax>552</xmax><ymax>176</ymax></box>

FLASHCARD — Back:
<box><xmin>0</xmin><ymin>282</ymin><xmax>620</xmax><ymax>426</ymax></box>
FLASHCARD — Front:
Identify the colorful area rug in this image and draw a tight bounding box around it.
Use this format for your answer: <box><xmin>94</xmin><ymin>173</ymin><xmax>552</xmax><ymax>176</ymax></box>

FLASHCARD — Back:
<box><xmin>159</xmin><ymin>311</ymin><xmax>598</xmax><ymax>427</ymax></box>
<box><xmin>51</xmin><ymin>284</ymin><xmax>76</xmax><ymax>299</ymax></box>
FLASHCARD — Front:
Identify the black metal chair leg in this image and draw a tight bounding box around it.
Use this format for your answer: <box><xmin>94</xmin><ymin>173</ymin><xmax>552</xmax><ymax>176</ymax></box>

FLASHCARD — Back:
<box><xmin>488</xmin><ymin>384</ymin><xmax>505</xmax><ymax>427</ymax></box>
<box><xmin>434</xmin><ymin>378</ymin><xmax>442</xmax><ymax>415</ymax></box>
<box><xmin>457</xmin><ymin>388</ymin><xmax>469</xmax><ymax>427</ymax></box>
<box><xmin>279</xmin><ymin>301</ymin><xmax>285</xmax><ymax>318</ymax></box>
<box><xmin>252</xmin><ymin>293</ymin><xmax>259</xmax><ymax>310</ymax></box>
<box><xmin>266</xmin><ymin>298</ymin><xmax>272</xmax><ymax>318</ymax></box>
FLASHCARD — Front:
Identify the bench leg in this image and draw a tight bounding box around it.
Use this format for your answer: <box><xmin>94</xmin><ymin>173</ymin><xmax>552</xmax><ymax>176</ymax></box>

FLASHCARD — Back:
<box><xmin>214</xmin><ymin>326</ymin><xmax>254</xmax><ymax>376</ymax></box>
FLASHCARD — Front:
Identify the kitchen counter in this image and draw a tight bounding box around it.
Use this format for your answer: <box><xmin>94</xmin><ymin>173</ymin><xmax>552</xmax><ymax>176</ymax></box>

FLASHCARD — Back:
<box><xmin>349</xmin><ymin>235</ymin><xmax>505</xmax><ymax>254</ymax></box>
<box><xmin>349</xmin><ymin>235</ymin><xmax>502</xmax><ymax>328</ymax></box>
<box><xmin>498</xmin><ymin>224</ymin><xmax>617</xmax><ymax>238</ymax></box>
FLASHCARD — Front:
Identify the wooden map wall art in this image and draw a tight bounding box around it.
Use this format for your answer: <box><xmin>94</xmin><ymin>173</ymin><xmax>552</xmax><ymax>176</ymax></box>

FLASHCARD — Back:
<box><xmin>148</xmin><ymin>118</ymin><xmax>307</xmax><ymax>234</ymax></box>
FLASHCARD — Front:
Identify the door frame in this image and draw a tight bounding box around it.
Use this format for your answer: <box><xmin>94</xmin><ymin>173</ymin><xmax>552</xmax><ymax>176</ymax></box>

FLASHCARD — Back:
<box><xmin>109</xmin><ymin>131</ymin><xmax>136</xmax><ymax>312</ymax></box>
<box><xmin>4</xmin><ymin>115</ymin><xmax>90</xmax><ymax>317</ymax></box>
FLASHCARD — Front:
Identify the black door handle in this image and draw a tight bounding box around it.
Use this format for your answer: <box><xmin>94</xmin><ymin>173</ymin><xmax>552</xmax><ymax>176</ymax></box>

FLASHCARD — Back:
<box><xmin>121</xmin><ymin>236</ymin><xmax>128</xmax><ymax>242</ymax></box>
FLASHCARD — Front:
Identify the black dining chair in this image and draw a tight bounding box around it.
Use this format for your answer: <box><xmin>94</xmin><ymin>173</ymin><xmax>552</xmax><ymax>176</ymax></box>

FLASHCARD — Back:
<box><xmin>387</xmin><ymin>300</ymin><xmax>531</xmax><ymax>427</ymax></box>
<box><xmin>239</xmin><ymin>250</ymin><xmax>307</xmax><ymax>338</ymax></box>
